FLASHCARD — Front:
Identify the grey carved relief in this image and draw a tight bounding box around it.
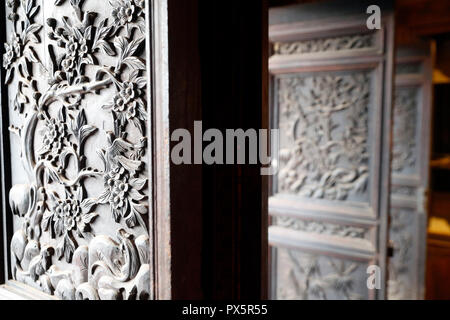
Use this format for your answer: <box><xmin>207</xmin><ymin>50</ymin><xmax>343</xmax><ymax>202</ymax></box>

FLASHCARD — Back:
<box><xmin>277</xmin><ymin>72</ymin><xmax>371</xmax><ymax>201</ymax></box>
<box><xmin>275</xmin><ymin>216</ymin><xmax>368</xmax><ymax>240</ymax></box>
<box><xmin>273</xmin><ymin>33</ymin><xmax>375</xmax><ymax>56</ymax></box>
<box><xmin>4</xmin><ymin>0</ymin><xmax>151</xmax><ymax>299</ymax></box>
<box><xmin>391</xmin><ymin>87</ymin><xmax>418</xmax><ymax>174</ymax></box>
<box><xmin>276</xmin><ymin>248</ymin><xmax>367</xmax><ymax>300</ymax></box>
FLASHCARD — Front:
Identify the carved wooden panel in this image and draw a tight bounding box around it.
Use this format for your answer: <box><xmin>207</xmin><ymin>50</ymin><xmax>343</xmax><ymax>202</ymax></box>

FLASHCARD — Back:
<box><xmin>277</xmin><ymin>71</ymin><xmax>371</xmax><ymax>202</ymax></box>
<box><xmin>387</xmin><ymin>48</ymin><xmax>432</xmax><ymax>300</ymax></box>
<box><xmin>2</xmin><ymin>0</ymin><xmax>152</xmax><ymax>299</ymax></box>
<box><xmin>275</xmin><ymin>247</ymin><xmax>369</xmax><ymax>300</ymax></box>
<box><xmin>269</xmin><ymin>5</ymin><xmax>395</xmax><ymax>300</ymax></box>
<box><xmin>274</xmin><ymin>216</ymin><xmax>369</xmax><ymax>240</ymax></box>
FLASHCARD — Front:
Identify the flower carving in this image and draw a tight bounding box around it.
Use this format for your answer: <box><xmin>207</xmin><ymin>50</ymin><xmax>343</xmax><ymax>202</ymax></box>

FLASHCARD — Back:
<box><xmin>5</xmin><ymin>0</ymin><xmax>151</xmax><ymax>299</ymax></box>
<box><xmin>99</xmin><ymin>163</ymin><xmax>147</xmax><ymax>229</ymax></box>
<box><xmin>47</xmin><ymin>17</ymin><xmax>94</xmax><ymax>84</ymax></box>
<box><xmin>3</xmin><ymin>34</ymin><xmax>22</xmax><ymax>70</ymax></box>
<box><xmin>46</xmin><ymin>2</ymin><xmax>116</xmax><ymax>85</ymax></box>
<box><xmin>67</xmin><ymin>35</ymin><xmax>89</xmax><ymax>58</ymax></box>
<box><xmin>43</xmin><ymin>118</ymin><xmax>66</xmax><ymax>155</ymax></box>
<box><xmin>38</xmin><ymin>107</ymin><xmax>70</xmax><ymax>167</ymax></box>
<box><xmin>106</xmin><ymin>76</ymin><xmax>147</xmax><ymax>133</ymax></box>
<box><xmin>112</xmin><ymin>1</ymin><xmax>135</xmax><ymax>26</ymax></box>
<box><xmin>42</xmin><ymin>187</ymin><xmax>98</xmax><ymax>262</ymax></box>
<box><xmin>107</xmin><ymin>165</ymin><xmax>133</xmax><ymax>209</ymax></box>
<box><xmin>97</xmin><ymin>132</ymin><xmax>147</xmax><ymax>230</ymax></box>
<box><xmin>110</xmin><ymin>0</ymin><xmax>145</xmax><ymax>33</ymax></box>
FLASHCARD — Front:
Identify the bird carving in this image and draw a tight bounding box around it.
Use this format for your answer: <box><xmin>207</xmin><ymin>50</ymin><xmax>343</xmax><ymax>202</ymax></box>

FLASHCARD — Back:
<box><xmin>103</xmin><ymin>131</ymin><xmax>146</xmax><ymax>175</ymax></box>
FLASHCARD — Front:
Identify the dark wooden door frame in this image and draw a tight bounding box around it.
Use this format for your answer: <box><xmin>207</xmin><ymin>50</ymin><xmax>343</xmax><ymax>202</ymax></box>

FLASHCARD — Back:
<box><xmin>144</xmin><ymin>0</ymin><xmax>271</xmax><ymax>300</ymax></box>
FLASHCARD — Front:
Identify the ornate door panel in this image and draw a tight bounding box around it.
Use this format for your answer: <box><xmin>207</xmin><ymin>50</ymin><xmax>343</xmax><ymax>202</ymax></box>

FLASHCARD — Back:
<box><xmin>387</xmin><ymin>45</ymin><xmax>432</xmax><ymax>300</ymax></box>
<box><xmin>268</xmin><ymin>3</ymin><xmax>394</xmax><ymax>299</ymax></box>
<box><xmin>1</xmin><ymin>0</ymin><xmax>154</xmax><ymax>299</ymax></box>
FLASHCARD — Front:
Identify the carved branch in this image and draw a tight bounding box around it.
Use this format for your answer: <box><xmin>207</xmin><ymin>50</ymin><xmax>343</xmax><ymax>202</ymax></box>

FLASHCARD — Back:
<box><xmin>39</xmin><ymin>78</ymin><xmax>113</xmax><ymax>109</ymax></box>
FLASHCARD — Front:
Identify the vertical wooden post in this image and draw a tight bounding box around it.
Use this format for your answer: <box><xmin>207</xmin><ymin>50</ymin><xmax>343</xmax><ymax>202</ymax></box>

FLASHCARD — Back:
<box><xmin>162</xmin><ymin>0</ymin><xmax>268</xmax><ymax>299</ymax></box>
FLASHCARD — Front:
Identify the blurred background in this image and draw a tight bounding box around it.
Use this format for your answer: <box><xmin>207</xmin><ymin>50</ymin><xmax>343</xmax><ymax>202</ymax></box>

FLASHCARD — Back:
<box><xmin>267</xmin><ymin>0</ymin><xmax>450</xmax><ymax>300</ymax></box>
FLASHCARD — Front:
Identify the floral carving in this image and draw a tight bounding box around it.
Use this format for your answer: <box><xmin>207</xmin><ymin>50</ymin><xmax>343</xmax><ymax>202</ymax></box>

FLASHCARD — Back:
<box><xmin>40</xmin><ymin>116</ymin><xmax>67</xmax><ymax>158</ymax></box>
<box><xmin>3</xmin><ymin>0</ymin><xmax>41</xmax><ymax>83</ymax></box>
<box><xmin>5</xmin><ymin>0</ymin><xmax>151</xmax><ymax>299</ymax></box>
<box><xmin>277</xmin><ymin>72</ymin><xmax>370</xmax><ymax>201</ymax></box>
<box><xmin>3</xmin><ymin>33</ymin><xmax>22</xmax><ymax>71</ymax></box>
<box><xmin>42</xmin><ymin>186</ymin><xmax>97</xmax><ymax>262</ymax></box>
<box><xmin>3</xmin><ymin>0</ymin><xmax>42</xmax><ymax>114</ymax></box>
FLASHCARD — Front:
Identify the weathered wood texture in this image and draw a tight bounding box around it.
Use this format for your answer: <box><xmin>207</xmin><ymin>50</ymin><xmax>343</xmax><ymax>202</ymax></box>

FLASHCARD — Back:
<box><xmin>0</xmin><ymin>0</ymin><xmax>154</xmax><ymax>300</ymax></box>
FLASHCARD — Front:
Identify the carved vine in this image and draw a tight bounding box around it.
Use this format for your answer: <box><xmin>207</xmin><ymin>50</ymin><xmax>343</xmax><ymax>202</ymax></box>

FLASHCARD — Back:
<box><xmin>275</xmin><ymin>216</ymin><xmax>367</xmax><ymax>239</ymax></box>
<box><xmin>5</xmin><ymin>0</ymin><xmax>151</xmax><ymax>299</ymax></box>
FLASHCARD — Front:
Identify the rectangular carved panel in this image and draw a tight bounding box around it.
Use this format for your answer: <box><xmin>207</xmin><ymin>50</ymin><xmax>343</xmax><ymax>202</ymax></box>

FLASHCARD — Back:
<box><xmin>276</xmin><ymin>71</ymin><xmax>372</xmax><ymax>203</ymax></box>
<box><xmin>3</xmin><ymin>0</ymin><xmax>152</xmax><ymax>299</ymax></box>
<box><xmin>274</xmin><ymin>247</ymin><xmax>369</xmax><ymax>300</ymax></box>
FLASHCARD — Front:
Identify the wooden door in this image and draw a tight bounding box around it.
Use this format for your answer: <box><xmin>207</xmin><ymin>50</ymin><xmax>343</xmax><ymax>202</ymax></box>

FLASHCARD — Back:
<box><xmin>268</xmin><ymin>1</ymin><xmax>395</xmax><ymax>300</ymax></box>
<box><xmin>0</xmin><ymin>0</ymin><xmax>155</xmax><ymax>299</ymax></box>
<box><xmin>387</xmin><ymin>44</ymin><xmax>433</xmax><ymax>300</ymax></box>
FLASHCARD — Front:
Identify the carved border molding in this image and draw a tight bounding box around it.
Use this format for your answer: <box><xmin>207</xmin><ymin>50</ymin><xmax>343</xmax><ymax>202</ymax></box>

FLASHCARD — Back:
<box><xmin>275</xmin><ymin>216</ymin><xmax>368</xmax><ymax>240</ymax></box>
<box><xmin>272</xmin><ymin>33</ymin><xmax>375</xmax><ymax>56</ymax></box>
